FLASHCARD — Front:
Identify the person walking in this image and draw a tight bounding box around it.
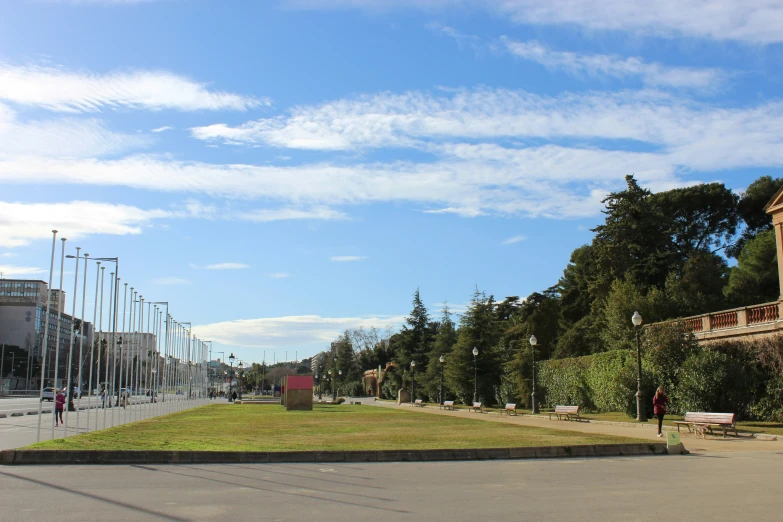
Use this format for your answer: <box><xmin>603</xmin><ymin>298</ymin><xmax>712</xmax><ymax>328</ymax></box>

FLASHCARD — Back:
<box><xmin>54</xmin><ymin>389</ymin><xmax>65</xmax><ymax>427</ymax></box>
<box><xmin>100</xmin><ymin>388</ymin><xmax>106</xmax><ymax>409</ymax></box>
<box><xmin>653</xmin><ymin>386</ymin><xmax>669</xmax><ymax>437</ymax></box>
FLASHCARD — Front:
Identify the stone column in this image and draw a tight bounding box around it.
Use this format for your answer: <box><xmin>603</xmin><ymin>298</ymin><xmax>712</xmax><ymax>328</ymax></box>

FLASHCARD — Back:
<box><xmin>764</xmin><ymin>195</ymin><xmax>783</xmax><ymax>300</ymax></box>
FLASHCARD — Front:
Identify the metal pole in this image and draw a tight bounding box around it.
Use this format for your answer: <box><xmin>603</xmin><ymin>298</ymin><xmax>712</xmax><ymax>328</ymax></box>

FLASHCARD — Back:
<box><xmin>636</xmin><ymin>327</ymin><xmax>645</xmax><ymax>422</ymax></box>
<box><xmin>36</xmin><ymin>230</ymin><xmax>57</xmax><ymax>442</ymax></box>
<box><xmin>473</xmin><ymin>353</ymin><xmax>477</xmax><ymax>404</ymax></box>
<box><xmin>95</xmin><ymin>265</ymin><xmax>104</xmax><ymax>430</ymax></box>
<box><xmin>531</xmin><ymin>344</ymin><xmax>538</xmax><ymax>414</ymax></box>
<box><xmin>51</xmin><ymin>237</ymin><xmax>66</xmax><ymax>438</ymax></box>
<box><xmin>86</xmin><ymin>260</ymin><xmax>100</xmax><ymax>431</ymax></box>
<box><xmin>102</xmin><ymin>272</ymin><xmax>114</xmax><ymax>429</ymax></box>
<box><xmin>64</xmin><ymin>247</ymin><xmax>81</xmax><ymax>435</ymax></box>
<box><xmin>75</xmin><ymin>253</ymin><xmax>89</xmax><ymax>434</ymax></box>
<box><xmin>440</xmin><ymin>358</ymin><xmax>444</xmax><ymax>406</ymax></box>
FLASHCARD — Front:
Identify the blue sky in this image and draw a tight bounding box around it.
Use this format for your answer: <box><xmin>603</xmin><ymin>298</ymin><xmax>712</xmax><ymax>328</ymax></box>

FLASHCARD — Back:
<box><xmin>1</xmin><ymin>0</ymin><xmax>783</xmax><ymax>363</ymax></box>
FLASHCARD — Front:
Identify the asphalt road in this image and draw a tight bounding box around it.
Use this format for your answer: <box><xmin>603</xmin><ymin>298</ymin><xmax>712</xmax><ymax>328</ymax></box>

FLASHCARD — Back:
<box><xmin>1</xmin><ymin>451</ymin><xmax>781</xmax><ymax>521</ymax></box>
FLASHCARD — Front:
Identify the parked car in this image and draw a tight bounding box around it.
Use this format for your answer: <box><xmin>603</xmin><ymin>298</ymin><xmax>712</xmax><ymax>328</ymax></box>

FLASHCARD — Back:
<box><xmin>41</xmin><ymin>387</ymin><xmax>55</xmax><ymax>401</ymax></box>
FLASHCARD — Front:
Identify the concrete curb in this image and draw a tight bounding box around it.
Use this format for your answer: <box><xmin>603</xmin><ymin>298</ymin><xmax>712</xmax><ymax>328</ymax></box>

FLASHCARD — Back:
<box><xmin>0</xmin><ymin>443</ymin><xmax>670</xmax><ymax>466</ymax></box>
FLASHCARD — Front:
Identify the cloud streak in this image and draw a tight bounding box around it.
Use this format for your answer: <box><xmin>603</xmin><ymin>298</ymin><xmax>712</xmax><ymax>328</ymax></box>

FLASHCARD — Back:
<box><xmin>501</xmin><ymin>38</ymin><xmax>723</xmax><ymax>89</ymax></box>
<box><xmin>288</xmin><ymin>0</ymin><xmax>783</xmax><ymax>43</ymax></box>
<box><xmin>0</xmin><ymin>61</ymin><xmax>266</xmax><ymax>112</ymax></box>
<box><xmin>330</xmin><ymin>256</ymin><xmax>367</xmax><ymax>262</ymax></box>
<box><xmin>0</xmin><ymin>200</ymin><xmax>172</xmax><ymax>247</ymax></box>
<box><xmin>193</xmin><ymin>314</ymin><xmax>405</xmax><ymax>349</ymax></box>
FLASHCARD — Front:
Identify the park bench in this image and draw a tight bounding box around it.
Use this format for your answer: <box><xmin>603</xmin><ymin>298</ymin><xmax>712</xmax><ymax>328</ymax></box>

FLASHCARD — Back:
<box><xmin>440</xmin><ymin>400</ymin><xmax>455</xmax><ymax>410</ymax></box>
<box><xmin>499</xmin><ymin>403</ymin><xmax>518</xmax><ymax>416</ymax></box>
<box><xmin>548</xmin><ymin>405</ymin><xmax>580</xmax><ymax>421</ymax></box>
<box><xmin>469</xmin><ymin>402</ymin><xmax>483</xmax><ymax>413</ymax></box>
<box><xmin>672</xmin><ymin>412</ymin><xmax>738</xmax><ymax>439</ymax></box>
<box><xmin>413</xmin><ymin>399</ymin><xmax>424</xmax><ymax>407</ymax></box>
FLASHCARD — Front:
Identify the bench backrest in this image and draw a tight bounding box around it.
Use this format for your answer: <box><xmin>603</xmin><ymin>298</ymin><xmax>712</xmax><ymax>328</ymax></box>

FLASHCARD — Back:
<box><xmin>505</xmin><ymin>403</ymin><xmax>516</xmax><ymax>410</ymax></box>
<box><xmin>554</xmin><ymin>405</ymin><xmax>579</xmax><ymax>414</ymax></box>
<box><xmin>414</xmin><ymin>399</ymin><xmax>423</xmax><ymax>404</ymax></box>
<box><xmin>473</xmin><ymin>402</ymin><xmax>482</xmax><ymax>408</ymax></box>
<box><xmin>684</xmin><ymin>412</ymin><xmax>735</xmax><ymax>425</ymax></box>
<box><xmin>444</xmin><ymin>400</ymin><xmax>454</xmax><ymax>406</ymax></box>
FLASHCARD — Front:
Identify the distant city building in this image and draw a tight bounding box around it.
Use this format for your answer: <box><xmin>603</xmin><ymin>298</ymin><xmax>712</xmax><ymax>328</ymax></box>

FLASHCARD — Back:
<box><xmin>0</xmin><ymin>278</ymin><xmax>94</xmax><ymax>387</ymax></box>
<box><xmin>96</xmin><ymin>332</ymin><xmax>158</xmax><ymax>358</ymax></box>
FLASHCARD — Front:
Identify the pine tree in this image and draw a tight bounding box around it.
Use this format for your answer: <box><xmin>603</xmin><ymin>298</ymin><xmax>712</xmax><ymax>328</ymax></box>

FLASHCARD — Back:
<box><xmin>423</xmin><ymin>305</ymin><xmax>458</xmax><ymax>401</ymax></box>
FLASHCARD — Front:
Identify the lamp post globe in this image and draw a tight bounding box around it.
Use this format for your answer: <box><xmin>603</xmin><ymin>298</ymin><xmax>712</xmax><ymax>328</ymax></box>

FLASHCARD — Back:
<box><xmin>632</xmin><ymin>311</ymin><xmax>645</xmax><ymax>422</ymax></box>
<box><xmin>529</xmin><ymin>335</ymin><xmax>538</xmax><ymax>414</ymax></box>
<box><xmin>472</xmin><ymin>347</ymin><xmax>478</xmax><ymax>404</ymax></box>
<box><xmin>439</xmin><ymin>354</ymin><xmax>445</xmax><ymax>406</ymax></box>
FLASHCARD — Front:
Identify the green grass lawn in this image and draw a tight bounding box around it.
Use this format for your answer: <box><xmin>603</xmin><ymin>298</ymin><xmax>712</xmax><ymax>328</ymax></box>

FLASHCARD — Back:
<box><xmin>27</xmin><ymin>404</ymin><xmax>644</xmax><ymax>451</ymax></box>
<box><xmin>581</xmin><ymin>412</ymin><xmax>783</xmax><ymax>436</ymax></box>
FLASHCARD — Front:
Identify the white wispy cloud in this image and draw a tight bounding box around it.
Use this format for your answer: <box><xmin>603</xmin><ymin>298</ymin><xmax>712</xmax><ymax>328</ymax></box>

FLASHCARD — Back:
<box><xmin>0</xmin><ymin>200</ymin><xmax>171</xmax><ymax>247</ymax></box>
<box><xmin>0</xmin><ymin>103</ymin><xmax>148</xmax><ymax>158</ymax></box>
<box><xmin>189</xmin><ymin>88</ymin><xmax>783</xmax><ymax>156</ymax></box>
<box><xmin>205</xmin><ymin>262</ymin><xmax>250</xmax><ymax>270</ymax></box>
<box><xmin>1</xmin><ymin>253</ymin><xmax>16</xmax><ymax>258</ymax></box>
<box><xmin>240</xmin><ymin>207</ymin><xmax>349</xmax><ymax>222</ymax></box>
<box><xmin>502</xmin><ymin>235</ymin><xmax>527</xmax><ymax>245</ymax></box>
<box><xmin>151</xmin><ymin>126</ymin><xmax>173</xmax><ymax>133</ymax></box>
<box><xmin>268</xmin><ymin>272</ymin><xmax>290</xmax><ymax>279</ymax></box>
<box><xmin>330</xmin><ymin>256</ymin><xmax>367</xmax><ymax>262</ymax></box>
<box><xmin>154</xmin><ymin>276</ymin><xmax>192</xmax><ymax>285</ymax></box>
<box><xmin>192</xmin><ymin>314</ymin><xmax>405</xmax><ymax>349</ymax></box>
<box><xmin>288</xmin><ymin>0</ymin><xmax>783</xmax><ymax>43</ymax></box>
<box><xmin>0</xmin><ymin>61</ymin><xmax>266</xmax><ymax>112</ymax></box>
<box><xmin>501</xmin><ymin>38</ymin><xmax>723</xmax><ymax>89</ymax></box>
<box><xmin>0</xmin><ymin>265</ymin><xmax>47</xmax><ymax>276</ymax></box>
<box><xmin>5</xmin><ymin>86</ymin><xmax>783</xmax><ymax>221</ymax></box>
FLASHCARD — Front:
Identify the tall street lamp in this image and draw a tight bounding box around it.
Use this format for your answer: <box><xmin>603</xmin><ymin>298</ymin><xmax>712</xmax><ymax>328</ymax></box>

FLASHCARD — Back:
<box><xmin>439</xmin><ymin>354</ymin><xmax>445</xmax><ymax>406</ymax></box>
<box><xmin>228</xmin><ymin>352</ymin><xmax>235</xmax><ymax>402</ymax></box>
<box><xmin>338</xmin><ymin>369</ymin><xmax>342</xmax><ymax>398</ymax></box>
<box><xmin>238</xmin><ymin>361</ymin><xmax>244</xmax><ymax>399</ymax></box>
<box><xmin>529</xmin><ymin>335</ymin><xmax>538</xmax><ymax>414</ymax></box>
<box><xmin>472</xmin><ymin>347</ymin><xmax>479</xmax><ymax>403</ymax></box>
<box><xmin>632</xmin><ymin>311</ymin><xmax>646</xmax><ymax>422</ymax></box>
<box><xmin>410</xmin><ymin>360</ymin><xmax>416</xmax><ymax>404</ymax></box>
<box><xmin>317</xmin><ymin>364</ymin><xmax>323</xmax><ymax>399</ymax></box>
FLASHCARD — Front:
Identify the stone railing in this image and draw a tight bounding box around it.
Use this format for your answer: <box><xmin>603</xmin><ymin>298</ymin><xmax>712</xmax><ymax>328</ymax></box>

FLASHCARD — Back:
<box><xmin>675</xmin><ymin>301</ymin><xmax>783</xmax><ymax>338</ymax></box>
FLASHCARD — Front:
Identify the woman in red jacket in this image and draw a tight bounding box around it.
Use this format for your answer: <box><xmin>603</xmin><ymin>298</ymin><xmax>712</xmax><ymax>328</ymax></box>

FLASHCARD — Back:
<box><xmin>652</xmin><ymin>386</ymin><xmax>669</xmax><ymax>437</ymax></box>
<box><xmin>54</xmin><ymin>389</ymin><xmax>65</xmax><ymax>427</ymax></box>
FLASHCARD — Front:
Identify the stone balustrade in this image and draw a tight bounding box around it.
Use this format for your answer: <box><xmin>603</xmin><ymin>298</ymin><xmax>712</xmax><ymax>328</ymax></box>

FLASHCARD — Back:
<box><xmin>669</xmin><ymin>301</ymin><xmax>783</xmax><ymax>341</ymax></box>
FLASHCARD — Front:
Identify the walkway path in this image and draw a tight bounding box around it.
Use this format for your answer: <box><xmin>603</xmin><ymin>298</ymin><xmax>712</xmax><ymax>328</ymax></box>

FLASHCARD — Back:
<box><xmin>0</xmin><ymin>398</ymin><xmax>213</xmax><ymax>451</ymax></box>
<box><xmin>373</xmin><ymin>401</ymin><xmax>782</xmax><ymax>454</ymax></box>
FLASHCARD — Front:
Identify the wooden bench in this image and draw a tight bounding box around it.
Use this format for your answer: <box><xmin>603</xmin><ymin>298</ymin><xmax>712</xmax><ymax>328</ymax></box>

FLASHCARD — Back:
<box><xmin>469</xmin><ymin>402</ymin><xmax>483</xmax><ymax>413</ymax></box>
<box><xmin>413</xmin><ymin>399</ymin><xmax>424</xmax><ymax>407</ymax></box>
<box><xmin>548</xmin><ymin>405</ymin><xmax>580</xmax><ymax>421</ymax></box>
<box><xmin>499</xmin><ymin>403</ymin><xmax>518</xmax><ymax>416</ymax></box>
<box><xmin>672</xmin><ymin>412</ymin><xmax>738</xmax><ymax>439</ymax></box>
<box><xmin>440</xmin><ymin>400</ymin><xmax>455</xmax><ymax>410</ymax></box>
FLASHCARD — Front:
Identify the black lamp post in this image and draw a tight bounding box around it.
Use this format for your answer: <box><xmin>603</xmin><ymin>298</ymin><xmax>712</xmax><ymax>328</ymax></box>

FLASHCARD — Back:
<box><xmin>338</xmin><ymin>369</ymin><xmax>342</xmax><ymax>398</ymax></box>
<box><xmin>472</xmin><ymin>347</ymin><xmax>479</xmax><ymax>403</ymax></box>
<box><xmin>439</xmin><ymin>354</ymin><xmax>445</xmax><ymax>405</ymax></box>
<box><xmin>317</xmin><ymin>365</ymin><xmax>323</xmax><ymax>399</ymax></box>
<box><xmin>529</xmin><ymin>335</ymin><xmax>538</xmax><ymax>414</ymax></box>
<box><xmin>632</xmin><ymin>311</ymin><xmax>646</xmax><ymax>422</ymax></box>
<box><xmin>238</xmin><ymin>361</ymin><xmax>244</xmax><ymax>399</ymax></box>
<box><xmin>410</xmin><ymin>360</ymin><xmax>416</xmax><ymax>404</ymax></box>
<box><xmin>228</xmin><ymin>352</ymin><xmax>235</xmax><ymax>402</ymax></box>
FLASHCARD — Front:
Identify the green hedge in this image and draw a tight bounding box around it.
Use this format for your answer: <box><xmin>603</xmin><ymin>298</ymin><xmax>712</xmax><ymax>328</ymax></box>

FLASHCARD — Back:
<box><xmin>538</xmin><ymin>323</ymin><xmax>783</xmax><ymax>421</ymax></box>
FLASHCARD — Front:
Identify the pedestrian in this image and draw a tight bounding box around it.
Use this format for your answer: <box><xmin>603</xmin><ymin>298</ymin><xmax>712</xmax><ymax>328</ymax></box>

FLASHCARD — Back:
<box><xmin>54</xmin><ymin>389</ymin><xmax>65</xmax><ymax>426</ymax></box>
<box><xmin>231</xmin><ymin>390</ymin><xmax>237</xmax><ymax>401</ymax></box>
<box><xmin>100</xmin><ymin>388</ymin><xmax>106</xmax><ymax>409</ymax></box>
<box><xmin>653</xmin><ymin>386</ymin><xmax>669</xmax><ymax>438</ymax></box>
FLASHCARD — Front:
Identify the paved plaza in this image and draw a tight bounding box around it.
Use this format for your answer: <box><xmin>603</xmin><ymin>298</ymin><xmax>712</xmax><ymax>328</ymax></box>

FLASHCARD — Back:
<box><xmin>2</xmin><ymin>400</ymin><xmax>782</xmax><ymax>520</ymax></box>
<box><xmin>1</xmin><ymin>452</ymin><xmax>781</xmax><ymax>521</ymax></box>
